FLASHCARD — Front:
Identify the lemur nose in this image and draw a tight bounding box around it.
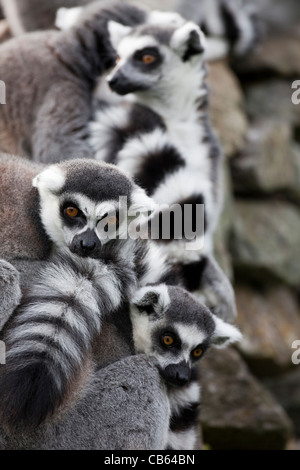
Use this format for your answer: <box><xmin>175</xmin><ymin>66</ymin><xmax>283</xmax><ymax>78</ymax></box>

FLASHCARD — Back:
<box><xmin>80</xmin><ymin>239</ymin><xmax>96</xmax><ymax>251</ymax></box>
<box><xmin>175</xmin><ymin>369</ymin><xmax>189</xmax><ymax>386</ymax></box>
<box><xmin>160</xmin><ymin>361</ymin><xmax>191</xmax><ymax>387</ymax></box>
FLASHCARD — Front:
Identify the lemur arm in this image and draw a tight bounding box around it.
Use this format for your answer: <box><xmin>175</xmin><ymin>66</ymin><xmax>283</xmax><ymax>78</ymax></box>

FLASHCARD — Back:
<box><xmin>31</xmin><ymin>83</ymin><xmax>95</xmax><ymax>164</ymax></box>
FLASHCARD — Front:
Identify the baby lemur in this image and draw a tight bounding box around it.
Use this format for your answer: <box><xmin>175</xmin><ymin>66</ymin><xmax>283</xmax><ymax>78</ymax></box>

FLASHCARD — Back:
<box><xmin>130</xmin><ymin>284</ymin><xmax>242</xmax><ymax>450</ymax></box>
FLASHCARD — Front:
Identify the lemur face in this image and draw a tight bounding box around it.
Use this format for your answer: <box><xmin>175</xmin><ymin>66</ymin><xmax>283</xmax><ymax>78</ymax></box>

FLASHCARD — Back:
<box><xmin>130</xmin><ymin>285</ymin><xmax>242</xmax><ymax>387</ymax></box>
<box><xmin>33</xmin><ymin>159</ymin><xmax>153</xmax><ymax>258</ymax></box>
<box><xmin>107</xmin><ymin>17</ymin><xmax>206</xmax><ymax>97</ymax></box>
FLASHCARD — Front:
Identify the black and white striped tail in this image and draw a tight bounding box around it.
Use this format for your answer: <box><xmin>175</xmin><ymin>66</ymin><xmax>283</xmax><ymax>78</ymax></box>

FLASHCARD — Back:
<box><xmin>0</xmin><ymin>251</ymin><xmax>135</xmax><ymax>429</ymax></box>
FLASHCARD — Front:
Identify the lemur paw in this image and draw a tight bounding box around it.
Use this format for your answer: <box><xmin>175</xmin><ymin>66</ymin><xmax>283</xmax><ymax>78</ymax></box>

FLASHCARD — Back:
<box><xmin>0</xmin><ymin>260</ymin><xmax>22</xmax><ymax>330</ymax></box>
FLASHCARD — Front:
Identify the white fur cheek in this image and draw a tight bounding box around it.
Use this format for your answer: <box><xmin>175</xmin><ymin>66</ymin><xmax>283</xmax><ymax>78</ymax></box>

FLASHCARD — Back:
<box><xmin>130</xmin><ymin>312</ymin><xmax>152</xmax><ymax>354</ymax></box>
<box><xmin>39</xmin><ymin>193</ymin><xmax>65</xmax><ymax>247</ymax></box>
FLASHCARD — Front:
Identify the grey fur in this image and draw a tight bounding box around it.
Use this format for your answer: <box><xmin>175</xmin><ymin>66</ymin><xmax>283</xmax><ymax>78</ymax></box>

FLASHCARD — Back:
<box><xmin>0</xmin><ymin>355</ymin><xmax>170</xmax><ymax>450</ymax></box>
<box><xmin>0</xmin><ymin>260</ymin><xmax>21</xmax><ymax>331</ymax></box>
<box><xmin>0</xmin><ymin>4</ymin><xmax>118</xmax><ymax>162</ymax></box>
<box><xmin>0</xmin><ymin>154</ymin><xmax>48</xmax><ymax>261</ymax></box>
<box><xmin>0</xmin><ymin>247</ymin><xmax>137</xmax><ymax>429</ymax></box>
<box><xmin>1</xmin><ymin>0</ymin><xmax>91</xmax><ymax>35</ymax></box>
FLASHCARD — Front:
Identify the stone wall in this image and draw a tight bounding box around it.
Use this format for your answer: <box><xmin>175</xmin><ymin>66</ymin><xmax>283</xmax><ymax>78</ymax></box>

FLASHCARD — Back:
<box><xmin>202</xmin><ymin>4</ymin><xmax>300</xmax><ymax>448</ymax></box>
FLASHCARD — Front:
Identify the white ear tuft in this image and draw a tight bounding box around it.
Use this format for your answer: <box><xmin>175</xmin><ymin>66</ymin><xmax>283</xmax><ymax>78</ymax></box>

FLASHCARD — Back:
<box><xmin>108</xmin><ymin>21</ymin><xmax>132</xmax><ymax>50</ymax></box>
<box><xmin>211</xmin><ymin>316</ymin><xmax>243</xmax><ymax>349</ymax></box>
<box><xmin>32</xmin><ymin>166</ymin><xmax>65</xmax><ymax>194</ymax></box>
<box><xmin>171</xmin><ymin>22</ymin><xmax>206</xmax><ymax>61</ymax></box>
<box><xmin>55</xmin><ymin>6</ymin><xmax>83</xmax><ymax>31</ymax></box>
<box><xmin>132</xmin><ymin>284</ymin><xmax>170</xmax><ymax>317</ymax></box>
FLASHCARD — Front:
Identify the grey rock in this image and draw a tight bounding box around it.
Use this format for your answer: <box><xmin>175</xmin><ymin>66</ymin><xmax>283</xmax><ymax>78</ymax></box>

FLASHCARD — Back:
<box><xmin>214</xmin><ymin>161</ymin><xmax>234</xmax><ymax>281</ymax></box>
<box><xmin>200</xmin><ymin>347</ymin><xmax>294</xmax><ymax>450</ymax></box>
<box><xmin>230</xmin><ymin>121</ymin><xmax>300</xmax><ymax>197</ymax></box>
<box><xmin>230</xmin><ymin>200</ymin><xmax>300</xmax><ymax>287</ymax></box>
<box><xmin>245</xmin><ymin>79</ymin><xmax>300</xmax><ymax>128</ymax></box>
<box><xmin>235</xmin><ymin>283</ymin><xmax>300</xmax><ymax>377</ymax></box>
<box><xmin>207</xmin><ymin>61</ymin><xmax>248</xmax><ymax>158</ymax></box>
<box><xmin>264</xmin><ymin>368</ymin><xmax>300</xmax><ymax>437</ymax></box>
<box><xmin>237</xmin><ymin>28</ymin><xmax>300</xmax><ymax>78</ymax></box>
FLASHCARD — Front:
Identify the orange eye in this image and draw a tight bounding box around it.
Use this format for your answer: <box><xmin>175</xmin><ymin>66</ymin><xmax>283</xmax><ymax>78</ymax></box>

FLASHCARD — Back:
<box><xmin>192</xmin><ymin>348</ymin><xmax>203</xmax><ymax>359</ymax></box>
<box><xmin>163</xmin><ymin>335</ymin><xmax>174</xmax><ymax>347</ymax></box>
<box><xmin>65</xmin><ymin>207</ymin><xmax>79</xmax><ymax>218</ymax></box>
<box><xmin>116</xmin><ymin>55</ymin><xmax>121</xmax><ymax>63</ymax></box>
<box><xmin>142</xmin><ymin>54</ymin><xmax>156</xmax><ymax>64</ymax></box>
<box><xmin>105</xmin><ymin>215</ymin><xmax>118</xmax><ymax>226</ymax></box>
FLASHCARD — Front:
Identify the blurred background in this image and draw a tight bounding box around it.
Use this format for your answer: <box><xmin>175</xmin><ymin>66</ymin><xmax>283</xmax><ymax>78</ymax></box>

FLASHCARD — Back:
<box><xmin>1</xmin><ymin>0</ymin><xmax>300</xmax><ymax>450</ymax></box>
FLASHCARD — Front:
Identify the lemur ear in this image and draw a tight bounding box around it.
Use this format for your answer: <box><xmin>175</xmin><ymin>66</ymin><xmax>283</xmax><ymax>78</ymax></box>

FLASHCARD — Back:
<box><xmin>211</xmin><ymin>316</ymin><xmax>243</xmax><ymax>349</ymax></box>
<box><xmin>55</xmin><ymin>6</ymin><xmax>84</xmax><ymax>30</ymax></box>
<box><xmin>108</xmin><ymin>21</ymin><xmax>132</xmax><ymax>50</ymax></box>
<box><xmin>132</xmin><ymin>285</ymin><xmax>170</xmax><ymax>317</ymax></box>
<box><xmin>171</xmin><ymin>22</ymin><xmax>206</xmax><ymax>61</ymax></box>
<box><xmin>32</xmin><ymin>166</ymin><xmax>65</xmax><ymax>194</ymax></box>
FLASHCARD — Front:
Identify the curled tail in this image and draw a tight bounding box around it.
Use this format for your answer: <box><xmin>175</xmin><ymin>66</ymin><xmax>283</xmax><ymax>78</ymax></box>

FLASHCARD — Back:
<box><xmin>0</xmin><ymin>252</ymin><xmax>133</xmax><ymax>430</ymax></box>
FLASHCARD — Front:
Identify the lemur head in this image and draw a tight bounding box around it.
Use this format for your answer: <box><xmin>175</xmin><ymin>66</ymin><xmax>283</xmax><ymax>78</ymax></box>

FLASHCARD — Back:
<box><xmin>130</xmin><ymin>284</ymin><xmax>242</xmax><ymax>387</ymax></box>
<box><xmin>106</xmin><ymin>13</ymin><xmax>206</xmax><ymax>97</ymax></box>
<box><xmin>32</xmin><ymin>159</ymin><xmax>154</xmax><ymax>258</ymax></box>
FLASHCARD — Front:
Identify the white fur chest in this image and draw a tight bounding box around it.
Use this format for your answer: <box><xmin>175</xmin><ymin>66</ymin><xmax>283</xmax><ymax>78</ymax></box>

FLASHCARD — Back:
<box><xmin>166</xmin><ymin>118</ymin><xmax>210</xmax><ymax>176</ymax></box>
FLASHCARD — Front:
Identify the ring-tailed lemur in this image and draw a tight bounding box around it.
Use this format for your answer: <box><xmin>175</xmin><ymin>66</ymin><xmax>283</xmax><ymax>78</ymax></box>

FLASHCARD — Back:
<box><xmin>0</xmin><ymin>154</ymin><xmax>153</xmax><ymax>263</ymax></box>
<box><xmin>88</xmin><ymin>16</ymin><xmax>236</xmax><ymax>321</ymax></box>
<box><xmin>130</xmin><ymin>284</ymin><xmax>242</xmax><ymax>450</ymax></box>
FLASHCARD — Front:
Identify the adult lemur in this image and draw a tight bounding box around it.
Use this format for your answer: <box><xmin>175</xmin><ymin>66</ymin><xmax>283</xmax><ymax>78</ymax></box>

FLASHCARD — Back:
<box><xmin>87</xmin><ymin>14</ymin><xmax>236</xmax><ymax>322</ymax></box>
<box><xmin>36</xmin><ymin>2</ymin><xmax>236</xmax><ymax>322</ymax></box>
<box><xmin>0</xmin><ymin>0</ymin><xmax>260</xmax><ymax>163</ymax></box>
<box><xmin>0</xmin><ymin>153</ymin><xmax>165</xmax><ymax>429</ymax></box>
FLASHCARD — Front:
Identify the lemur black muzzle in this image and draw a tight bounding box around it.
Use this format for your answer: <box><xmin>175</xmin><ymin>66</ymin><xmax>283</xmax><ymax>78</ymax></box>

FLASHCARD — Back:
<box><xmin>70</xmin><ymin>229</ymin><xmax>102</xmax><ymax>258</ymax></box>
<box><xmin>160</xmin><ymin>361</ymin><xmax>191</xmax><ymax>387</ymax></box>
